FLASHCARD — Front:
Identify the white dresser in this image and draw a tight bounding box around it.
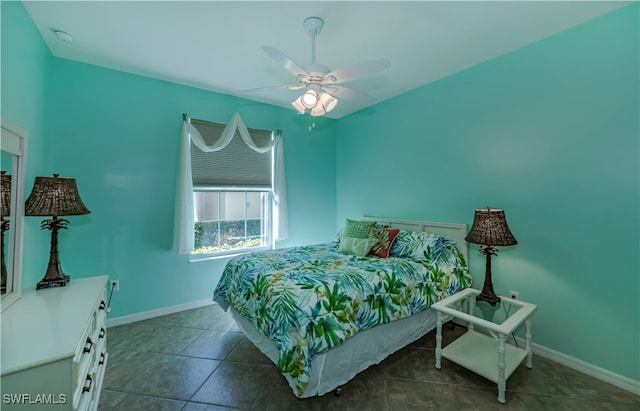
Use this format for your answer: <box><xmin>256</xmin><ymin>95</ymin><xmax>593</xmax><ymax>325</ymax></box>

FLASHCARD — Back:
<box><xmin>1</xmin><ymin>276</ymin><xmax>109</xmax><ymax>411</ymax></box>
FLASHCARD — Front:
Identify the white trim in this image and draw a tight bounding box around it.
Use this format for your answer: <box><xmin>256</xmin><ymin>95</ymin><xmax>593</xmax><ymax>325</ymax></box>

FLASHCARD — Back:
<box><xmin>106</xmin><ymin>298</ymin><xmax>214</xmax><ymax>328</ymax></box>
<box><xmin>189</xmin><ymin>245</ymin><xmax>271</xmax><ymax>263</ymax></box>
<box><xmin>519</xmin><ymin>336</ymin><xmax>640</xmax><ymax>395</ymax></box>
<box><xmin>1</xmin><ymin>119</ymin><xmax>27</xmax><ymax>313</ymax></box>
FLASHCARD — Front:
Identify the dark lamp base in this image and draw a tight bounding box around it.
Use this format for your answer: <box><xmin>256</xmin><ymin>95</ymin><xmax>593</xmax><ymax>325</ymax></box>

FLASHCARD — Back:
<box><xmin>37</xmin><ymin>274</ymin><xmax>70</xmax><ymax>290</ymax></box>
<box><xmin>476</xmin><ymin>292</ymin><xmax>500</xmax><ymax>306</ymax></box>
<box><xmin>476</xmin><ymin>245</ymin><xmax>502</xmax><ymax>306</ymax></box>
<box><xmin>36</xmin><ymin>216</ymin><xmax>73</xmax><ymax>291</ymax></box>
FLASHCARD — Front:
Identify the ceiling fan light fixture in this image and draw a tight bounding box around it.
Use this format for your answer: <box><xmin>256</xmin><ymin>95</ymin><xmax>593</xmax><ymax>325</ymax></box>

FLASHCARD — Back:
<box><xmin>291</xmin><ymin>97</ymin><xmax>306</xmax><ymax>114</ymax></box>
<box><xmin>319</xmin><ymin>92</ymin><xmax>338</xmax><ymax>113</ymax></box>
<box><xmin>254</xmin><ymin>16</ymin><xmax>391</xmax><ymax>119</ymax></box>
<box><xmin>310</xmin><ymin>105</ymin><xmax>326</xmax><ymax>116</ymax></box>
<box><xmin>301</xmin><ymin>89</ymin><xmax>319</xmax><ymax>108</ymax></box>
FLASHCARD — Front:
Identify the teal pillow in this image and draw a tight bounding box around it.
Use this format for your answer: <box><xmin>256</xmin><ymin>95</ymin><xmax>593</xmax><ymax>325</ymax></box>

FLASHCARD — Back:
<box><xmin>338</xmin><ymin>236</ymin><xmax>377</xmax><ymax>257</ymax></box>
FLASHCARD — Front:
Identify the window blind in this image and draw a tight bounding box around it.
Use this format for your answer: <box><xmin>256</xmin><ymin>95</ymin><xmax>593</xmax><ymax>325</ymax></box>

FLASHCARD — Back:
<box><xmin>190</xmin><ymin>119</ymin><xmax>273</xmax><ymax>188</ymax></box>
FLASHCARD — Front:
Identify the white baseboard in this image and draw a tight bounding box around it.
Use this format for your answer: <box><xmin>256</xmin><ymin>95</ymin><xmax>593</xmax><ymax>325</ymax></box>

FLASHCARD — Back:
<box><xmin>520</xmin><ymin>336</ymin><xmax>640</xmax><ymax>396</ymax></box>
<box><xmin>106</xmin><ymin>298</ymin><xmax>214</xmax><ymax>328</ymax></box>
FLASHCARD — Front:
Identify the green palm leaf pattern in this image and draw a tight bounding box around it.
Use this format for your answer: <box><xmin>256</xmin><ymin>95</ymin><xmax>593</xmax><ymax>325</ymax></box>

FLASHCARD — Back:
<box><xmin>212</xmin><ymin>241</ymin><xmax>471</xmax><ymax>397</ymax></box>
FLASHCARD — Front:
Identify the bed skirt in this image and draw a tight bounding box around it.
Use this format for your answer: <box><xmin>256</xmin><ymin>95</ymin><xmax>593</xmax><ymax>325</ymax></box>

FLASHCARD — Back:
<box><xmin>229</xmin><ymin>307</ymin><xmax>438</xmax><ymax>398</ymax></box>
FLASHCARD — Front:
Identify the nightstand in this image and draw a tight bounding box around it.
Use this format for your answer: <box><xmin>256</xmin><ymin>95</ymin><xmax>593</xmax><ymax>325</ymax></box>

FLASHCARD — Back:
<box><xmin>431</xmin><ymin>287</ymin><xmax>537</xmax><ymax>403</ymax></box>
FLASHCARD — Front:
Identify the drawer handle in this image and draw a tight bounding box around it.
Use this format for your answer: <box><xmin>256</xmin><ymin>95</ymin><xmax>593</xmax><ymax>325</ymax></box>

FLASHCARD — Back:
<box><xmin>99</xmin><ymin>300</ymin><xmax>106</xmax><ymax>310</ymax></box>
<box><xmin>82</xmin><ymin>375</ymin><xmax>93</xmax><ymax>393</ymax></box>
<box><xmin>99</xmin><ymin>328</ymin><xmax>106</xmax><ymax>339</ymax></box>
<box><xmin>99</xmin><ymin>353</ymin><xmax>105</xmax><ymax>366</ymax></box>
<box><xmin>83</xmin><ymin>337</ymin><xmax>93</xmax><ymax>354</ymax></box>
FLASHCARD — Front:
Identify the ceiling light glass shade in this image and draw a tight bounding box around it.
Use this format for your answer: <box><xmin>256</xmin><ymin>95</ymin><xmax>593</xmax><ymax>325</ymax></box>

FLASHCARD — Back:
<box><xmin>301</xmin><ymin>89</ymin><xmax>319</xmax><ymax>108</ymax></box>
<box><xmin>310</xmin><ymin>105</ymin><xmax>326</xmax><ymax>116</ymax></box>
<box><xmin>318</xmin><ymin>92</ymin><xmax>338</xmax><ymax>113</ymax></box>
<box><xmin>291</xmin><ymin>97</ymin><xmax>306</xmax><ymax>114</ymax></box>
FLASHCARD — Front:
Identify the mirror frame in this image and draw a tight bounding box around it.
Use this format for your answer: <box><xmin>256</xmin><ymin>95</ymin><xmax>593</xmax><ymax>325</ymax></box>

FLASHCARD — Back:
<box><xmin>1</xmin><ymin>119</ymin><xmax>27</xmax><ymax>312</ymax></box>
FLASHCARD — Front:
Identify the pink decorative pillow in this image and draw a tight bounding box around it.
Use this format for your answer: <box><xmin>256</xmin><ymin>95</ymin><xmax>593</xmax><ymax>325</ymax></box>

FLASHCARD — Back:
<box><xmin>369</xmin><ymin>227</ymin><xmax>400</xmax><ymax>258</ymax></box>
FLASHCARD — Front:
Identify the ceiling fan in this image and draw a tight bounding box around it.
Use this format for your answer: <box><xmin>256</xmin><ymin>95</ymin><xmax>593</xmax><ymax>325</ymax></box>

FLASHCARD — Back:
<box><xmin>243</xmin><ymin>16</ymin><xmax>391</xmax><ymax>117</ymax></box>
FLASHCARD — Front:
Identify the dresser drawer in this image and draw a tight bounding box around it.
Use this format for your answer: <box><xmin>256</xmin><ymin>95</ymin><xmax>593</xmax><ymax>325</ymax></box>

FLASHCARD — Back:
<box><xmin>1</xmin><ymin>276</ymin><xmax>109</xmax><ymax>411</ymax></box>
<box><xmin>72</xmin><ymin>289</ymin><xmax>107</xmax><ymax>410</ymax></box>
<box><xmin>86</xmin><ymin>352</ymin><xmax>108</xmax><ymax>411</ymax></box>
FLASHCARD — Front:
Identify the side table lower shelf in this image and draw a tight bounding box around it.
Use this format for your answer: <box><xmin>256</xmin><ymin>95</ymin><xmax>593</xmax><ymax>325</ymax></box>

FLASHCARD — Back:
<box><xmin>432</xmin><ymin>288</ymin><xmax>537</xmax><ymax>404</ymax></box>
<box><xmin>441</xmin><ymin>330</ymin><xmax>528</xmax><ymax>383</ymax></box>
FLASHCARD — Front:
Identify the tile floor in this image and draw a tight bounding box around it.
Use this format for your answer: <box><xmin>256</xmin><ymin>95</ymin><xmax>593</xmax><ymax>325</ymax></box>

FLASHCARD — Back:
<box><xmin>99</xmin><ymin>304</ymin><xmax>638</xmax><ymax>411</ymax></box>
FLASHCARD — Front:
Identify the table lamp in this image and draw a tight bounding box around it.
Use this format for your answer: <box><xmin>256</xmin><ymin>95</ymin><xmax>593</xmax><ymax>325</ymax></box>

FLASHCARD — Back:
<box><xmin>465</xmin><ymin>207</ymin><xmax>517</xmax><ymax>306</ymax></box>
<box><xmin>1</xmin><ymin>171</ymin><xmax>10</xmax><ymax>293</ymax></box>
<box><xmin>25</xmin><ymin>174</ymin><xmax>90</xmax><ymax>290</ymax></box>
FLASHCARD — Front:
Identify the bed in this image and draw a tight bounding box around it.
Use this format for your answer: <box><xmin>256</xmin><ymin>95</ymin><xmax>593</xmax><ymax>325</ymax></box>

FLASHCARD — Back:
<box><xmin>213</xmin><ymin>217</ymin><xmax>471</xmax><ymax>398</ymax></box>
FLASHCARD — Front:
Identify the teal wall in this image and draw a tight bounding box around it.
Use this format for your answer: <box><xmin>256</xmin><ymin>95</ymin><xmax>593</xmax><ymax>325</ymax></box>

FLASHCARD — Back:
<box><xmin>1</xmin><ymin>1</ymin><xmax>53</xmax><ymax>285</ymax></box>
<box><xmin>337</xmin><ymin>4</ymin><xmax>639</xmax><ymax>381</ymax></box>
<box><xmin>2</xmin><ymin>2</ymin><xmax>337</xmax><ymax>318</ymax></box>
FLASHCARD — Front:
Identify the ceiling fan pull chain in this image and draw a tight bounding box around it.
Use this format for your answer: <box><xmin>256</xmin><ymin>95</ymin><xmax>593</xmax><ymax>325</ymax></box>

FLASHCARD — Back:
<box><xmin>308</xmin><ymin>114</ymin><xmax>316</xmax><ymax>132</ymax></box>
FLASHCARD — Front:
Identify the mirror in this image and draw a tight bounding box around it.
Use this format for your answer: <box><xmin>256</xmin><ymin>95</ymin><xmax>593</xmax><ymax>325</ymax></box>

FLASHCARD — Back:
<box><xmin>1</xmin><ymin>119</ymin><xmax>26</xmax><ymax>312</ymax></box>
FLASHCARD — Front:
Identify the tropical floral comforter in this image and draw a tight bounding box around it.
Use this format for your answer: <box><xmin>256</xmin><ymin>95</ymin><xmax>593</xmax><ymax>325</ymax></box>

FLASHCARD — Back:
<box><xmin>213</xmin><ymin>241</ymin><xmax>471</xmax><ymax>396</ymax></box>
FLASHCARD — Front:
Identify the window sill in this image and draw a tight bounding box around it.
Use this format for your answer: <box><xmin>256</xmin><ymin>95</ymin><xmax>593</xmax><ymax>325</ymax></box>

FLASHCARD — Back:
<box><xmin>189</xmin><ymin>246</ymin><xmax>271</xmax><ymax>263</ymax></box>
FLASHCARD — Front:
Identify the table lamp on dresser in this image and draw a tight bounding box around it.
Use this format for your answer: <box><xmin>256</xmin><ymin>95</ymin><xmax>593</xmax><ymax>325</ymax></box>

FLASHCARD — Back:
<box><xmin>1</xmin><ymin>171</ymin><xmax>10</xmax><ymax>293</ymax></box>
<box><xmin>25</xmin><ymin>173</ymin><xmax>90</xmax><ymax>290</ymax></box>
<box><xmin>465</xmin><ymin>207</ymin><xmax>517</xmax><ymax>306</ymax></box>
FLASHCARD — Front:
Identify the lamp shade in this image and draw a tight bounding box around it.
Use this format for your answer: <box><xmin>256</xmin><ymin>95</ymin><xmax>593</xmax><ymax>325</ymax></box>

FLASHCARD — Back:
<box><xmin>318</xmin><ymin>92</ymin><xmax>338</xmax><ymax>113</ymax></box>
<box><xmin>465</xmin><ymin>208</ymin><xmax>517</xmax><ymax>246</ymax></box>
<box><xmin>310</xmin><ymin>104</ymin><xmax>326</xmax><ymax>117</ymax></box>
<box><xmin>291</xmin><ymin>97</ymin><xmax>306</xmax><ymax>114</ymax></box>
<box><xmin>301</xmin><ymin>89</ymin><xmax>319</xmax><ymax>108</ymax></box>
<box><xmin>1</xmin><ymin>171</ymin><xmax>10</xmax><ymax>217</ymax></box>
<box><xmin>25</xmin><ymin>174</ymin><xmax>90</xmax><ymax>217</ymax></box>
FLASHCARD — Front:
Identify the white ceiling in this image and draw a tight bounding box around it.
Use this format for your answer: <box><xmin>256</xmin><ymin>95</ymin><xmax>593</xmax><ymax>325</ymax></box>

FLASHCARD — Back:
<box><xmin>23</xmin><ymin>1</ymin><xmax>629</xmax><ymax>119</ymax></box>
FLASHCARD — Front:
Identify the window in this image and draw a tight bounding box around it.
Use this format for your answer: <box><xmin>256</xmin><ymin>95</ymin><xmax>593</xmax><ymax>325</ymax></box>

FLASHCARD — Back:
<box><xmin>173</xmin><ymin>113</ymin><xmax>287</xmax><ymax>256</ymax></box>
<box><xmin>192</xmin><ymin>189</ymin><xmax>271</xmax><ymax>255</ymax></box>
<box><xmin>189</xmin><ymin>119</ymin><xmax>275</xmax><ymax>258</ymax></box>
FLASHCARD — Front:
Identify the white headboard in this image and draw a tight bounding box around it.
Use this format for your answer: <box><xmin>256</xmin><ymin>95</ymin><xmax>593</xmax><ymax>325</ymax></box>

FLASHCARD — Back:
<box><xmin>362</xmin><ymin>217</ymin><xmax>469</xmax><ymax>262</ymax></box>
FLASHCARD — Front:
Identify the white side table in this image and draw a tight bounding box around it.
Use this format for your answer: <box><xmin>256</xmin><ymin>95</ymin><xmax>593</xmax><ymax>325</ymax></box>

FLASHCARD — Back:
<box><xmin>431</xmin><ymin>287</ymin><xmax>537</xmax><ymax>403</ymax></box>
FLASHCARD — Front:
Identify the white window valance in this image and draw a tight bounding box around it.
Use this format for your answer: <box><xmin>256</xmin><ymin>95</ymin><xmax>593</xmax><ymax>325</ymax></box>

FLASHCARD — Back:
<box><xmin>189</xmin><ymin>113</ymin><xmax>276</xmax><ymax>154</ymax></box>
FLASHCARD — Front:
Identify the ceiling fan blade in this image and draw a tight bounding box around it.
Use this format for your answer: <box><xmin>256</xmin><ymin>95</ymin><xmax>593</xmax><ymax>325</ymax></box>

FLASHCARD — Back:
<box><xmin>322</xmin><ymin>85</ymin><xmax>378</xmax><ymax>106</ymax></box>
<box><xmin>322</xmin><ymin>59</ymin><xmax>391</xmax><ymax>84</ymax></box>
<box><xmin>236</xmin><ymin>84</ymin><xmax>303</xmax><ymax>95</ymax></box>
<box><xmin>262</xmin><ymin>46</ymin><xmax>308</xmax><ymax>78</ymax></box>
